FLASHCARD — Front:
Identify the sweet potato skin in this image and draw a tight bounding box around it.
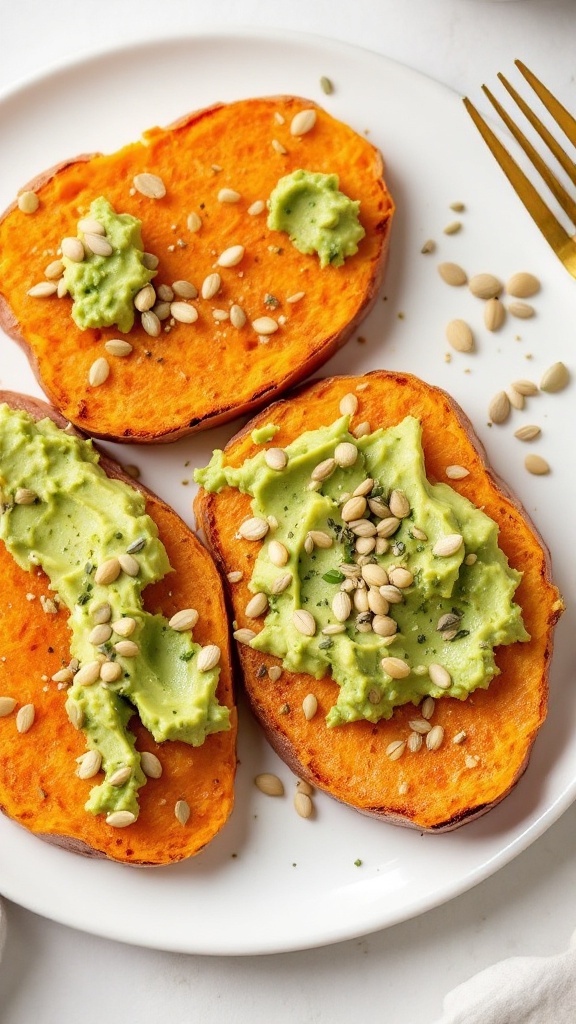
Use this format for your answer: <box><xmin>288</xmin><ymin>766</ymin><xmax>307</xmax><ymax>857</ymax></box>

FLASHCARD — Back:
<box><xmin>0</xmin><ymin>97</ymin><xmax>394</xmax><ymax>443</ymax></box>
<box><xmin>194</xmin><ymin>371</ymin><xmax>564</xmax><ymax>832</ymax></box>
<box><xmin>0</xmin><ymin>392</ymin><xmax>237</xmax><ymax>865</ymax></box>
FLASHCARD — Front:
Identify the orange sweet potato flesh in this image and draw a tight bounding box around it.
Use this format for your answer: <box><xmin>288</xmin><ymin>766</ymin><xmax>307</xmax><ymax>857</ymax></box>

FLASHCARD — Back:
<box><xmin>195</xmin><ymin>371</ymin><xmax>564</xmax><ymax>832</ymax></box>
<box><xmin>0</xmin><ymin>392</ymin><xmax>237</xmax><ymax>865</ymax></box>
<box><xmin>0</xmin><ymin>97</ymin><xmax>394</xmax><ymax>443</ymax></box>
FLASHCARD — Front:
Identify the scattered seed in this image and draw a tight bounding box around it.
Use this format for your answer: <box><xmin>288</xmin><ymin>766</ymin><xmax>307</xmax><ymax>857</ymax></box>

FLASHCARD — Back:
<box><xmin>44</xmin><ymin>258</ymin><xmax>64</xmax><ymax>279</ymax></box>
<box><xmin>525</xmin><ymin>453</ymin><xmax>550</xmax><ymax>475</ymax></box>
<box><xmin>379</xmin><ymin>584</ymin><xmax>404</xmax><ymax>604</ymax></box>
<box><xmin>108</xmin><ymin>765</ymin><xmax>132</xmax><ymax>787</ymax></box>
<box><xmin>407</xmin><ymin>732</ymin><xmax>423</xmax><ymax>753</ymax></box>
<box><xmin>426</xmin><ymin>725</ymin><xmax>445</xmax><ymax>751</ymax></box>
<box><xmin>540</xmin><ymin>361</ymin><xmax>570</xmax><ymax>393</ymax></box>
<box><xmin>508</xmin><ymin>300</ymin><xmax>535</xmax><ymax>319</ymax></box>
<box><xmin>332</xmin><ymin>591</ymin><xmax>352</xmax><ymax>623</ymax></box>
<box><xmin>446</xmin><ymin>319</ymin><xmax>474</xmax><ymax>353</ymax></box>
<box><xmin>239</xmin><ymin>516</ymin><xmax>269</xmax><ymax>541</ymax></box>
<box><xmin>488</xmin><ymin>391</ymin><xmax>511</xmax><ymax>425</ymax></box>
<box><xmin>286</xmin><ymin>291</ymin><xmax>305</xmax><ymax>304</ymax></box>
<box><xmin>421</xmin><ymin>696</ymin><xmax>435</xmax><ymax>720</ymax></box>
<box><xmin>484</xmin><ymin>297</ymin><xmax>505</xmax><ymax>332</ymax></box>
<box><xmin>175</xmin><ymin>799</ymin><xmax>191</xmax><ymax>825</ymax></box>
<box><xmin>508</xmin><ymin>387</ymin><xmax>525</xmax><ymax>411</ymax></box>
<box><xmin>361</xmin><ymin>563</ymin><xmax>389</xmax><ymax>588</ymax></box>
<box><xmin>187</xmin><ymin>212</ymin><xmax>202</xmax><ymax>232</ymax></box>
<box><xmin>386</xmin><ymin>740</ymin><xmax>406</xmax><ymax>761</ymax></box>
<box><xmin>100</xmin><ymin>661</ymin><xmax>122</xmax><ymax>683</ymax></box>
<box><xmin>105</xmin><ymin>339</ymin><xmax>133</xmax><ymax>357</ymax></box>
<box><xmin>388</xmin><ymin>567</ymin><xmax>414</xmax><ymax>589</ymax></box>
<box><xmin>141</xmin><ymin>751</ymin><xmax>162</xmax><ymax>779</ymax></box>
<box><xmin>409</xmin><ymin>718</ymin><xmax>432</xmax><ymax>735</ymax></box>
<box><xmin>88</xmin><ymin>623</ymin><xmax>113</xmax><ymax>646</ymax></box>
<box><xmin>27</xmin><ymin>281</ymin><xmax>58</xmax><ymax>298</ymax></box>
<box><xmin>465</xmin><ymin>754</ymin><xmax>480</xmax><ymax>768</ymax></box>
<box><xmin>61</xmin><ymin>236</ymin><xmax>85</xmax><ymax>262</ymax></box>
<box><xmin>506</xmin><ymin>271</ymin><xmax>540</xmax><ymax>298</ymax></box>
<box><xmin>268</xmin><ymin>665</ymin><xmax>282</xmax><ymax>682</ymax></box>
<box><xmin>134</xmin><ymin>283</ymin><xmax>156</xmax><ymax>312</ymax></box>
<box><xmin>16</xmin><ymin>703</ymin><xmax>35</xmax><ymax>733</ymax></box>
<box><xmin>67</xmin><ymin>701</ymin><xmax>84</xmax><ymax>730</ymax></box>
<box><xmin>51</xmin><ymin>668</ymin><xmax>74</xmax><ymax>684</ymax></box>
<box><xmin>141</xmin><ymin>309</ymin><xmax>161</xmax><ymax>336</ymax></box>
<box><xmin>514</xmin><ymin>424</ymin><xmax>541</xmax><ymax>441</ymax></box>
<box><xmin>320</xmin><ymin>75</ymin><xmax>334</xmax><ymax>94</ymax></box>
<box><xmin>217</xmin><ymin>244</ymin><xmax>245</xmax><ymax>268</ymax></box>
<box><xmin>271</xmin><ymin>139</ymin><xmax>287</xmax><ymax>155</ymax></box>
<box><xmin>443</xmin><ymin>220</ymin><xmax>462</xmax><ymax>235</ymax></box>
<box><xmin>264</xmin><ymin>448</ymin><xmax>287</xmax><ymax>472</ymax></box>
<box><xmin>429</xmin><ymin>663</ymin><xmax>452</xmax><ymax>690</ymax></box>
<box><xmin>339</xmin><ymin>392</ymin><xmax>358</xmax><ymax>416</ymax></box>
<box><xmin>445</xmin><ymin>464</ymin><xmax>469</xmax><ymax>480</ymax></box>
<box><xmin>432</xmin><ymin>533</ymin><xmax>463</xmax><ymax>557</ymax></box>
<box><xmin>0</xmin><ymin>696</ymin><xmax>17</xmax><ymax>717</ymax></box>
<box><xmin>389</xmin><ymin>489</ymin><xmax>410</xmax><ymax>518</ymax></box>
<box><xmin>18</xmin><ymin>190</ymin><xmax>39</xmax><ymax>213</ymax></box>
<box><xmin>106</xmin><ymin>810</ymin><xmax>136</xmax><ymax>828</ymax></box>
<box><xmin>453</xmin><ymin>730</ymin><xmax>467</xmax><ymax>745</ymax></box>
<box><xmin>218</xmin><ymin>188</ymin><xmax>241</xmax><ymax>203</ymax></box>
<box><xmin>290</xmin><ymin>109</ymin><xmax>317</xmax><ymax>136</ymax></box>
<box><xmin>271</xmin><ymin>572</ymin><xmax>292</xmax><ymax>595</ymax></box>
<box><xmin>247</xmin><ymin>200</ymin><xmax>265</xmax><ymax>215</ymax></box>
<box><xmin>201</xmin><ymin>273</ymin><xmax>222</xmax><ymax>300</ymax></box>
<box><xmin>307</xmin><ymin>530</ymin><xmax>333</xmax><ymax>549</ymax></box>
<box><xmin>133</xmin><ymin>173</ymin><xmax>166</xmax><ymax>199</ymax></box>
<box><xmin>168</xmin><ymin>609</ymin><xmax>199</xmax><ymax>632</ymax></box>
<box><xmin>438</xmin><ymin>262</ymin><xmax>467</xmax><ymax>287</ymax></box>
<box><xmin>74</xmin><ymin>660</ymin><xmax>102</xmax><ymax>686</ymax></box>
<box><xmin>468</xmin><ymin>272</ymin><xmax>502</xmax><ymax>299</ymax></box>
<box><xmin>88</xmin><ymin>357</ymin><xmax>110</xmax><ymax>387</ymax></box>
<box><xmin>512</xmin><ymin>379</ymin><xmax>538</xmax><ymax>396</ymax></box>
<box><xmin>334</xmin><ymin>442</ymin><xmax>358</xmax><ymax>468</ymax></box>
<box><xmin>76</xmin><ymin>750</ymin><xmax>102</xmax><ymax>779</ymax></box>
<box><xmin>83</xmin><ymin>233</ymin><xmax>113</xmax><ymax>257</ymax></box>
<box><xmin>227</xmin><ymin>570</ymin><xmax>243</xmax><ymax>583</ymax></box>
<box><xmin>245</xmin><ymin>592</ymin><xmax>269</xmax><ymax>618</ymax></box>
<box><xmin>255</xmin><ymin>772</ymin><xmax>284</xmax><ymax>796</ymax></box>
<box><xmin>197</xmin><ymin>645</ymin><xmax>221</xmax><ymax>671</ymax></box>
<box><xmin>464</xmin><ymin>553</ymin><xmax>477</xmax><ymax>566</ymax></box>
<box><xmin>118</xmin><ymin>553</ymin><xmax>139</xmax><ymax>577</ymax></box>
<box><xmin>267</xmin><ymin>540</ymin><xmax>289</xmax><ymax>567</ymax></box>
<box><xmin>251</xmin><ymin>316</ymin><xmax>278</xmax><ymax>335</ymax></box>
<box><xmin>376</xmin><ymin>516</ymin><xmax>401</xmax><ymax>538</ymax></box>
<box><xmin>14</xmin><ymin>487</ymin><xmax>37</xmax><ymax>505</ymax></box>
<box><xmin>112</xmin><ymin>616</ymin><xmax>137</xmax><ymax>637</ymax></box>
<box><xmin>170</xmin><ymin>301</ymin><xmax>198</xmax><ymax>324</ymax></box>
<box><xmin>302</xmin><ymin>693</ymin><xmax>318</xmax><ymax>720</ymax></box>
<box><xmin>233</xmin><ymin>628</ymin><xmax>257</xmax><ymax>645</ymax></box>
<box><xmin>421</xmin><ymin>239</ymin><xmax>436</xmax><ymax>254</ymax></box>
<box><xmin>381</xmin><ymin>657</ymin><xmax>410</xmax><ymax>679</ymax></box>
<box><xmin>230</xmin><ymin>304</ymin><xmax>247</xmax><ymax>328</ymax></box>
<box><xmin>353</xmin><ymin>421</ymin><xmax>371</xmax><ymax>438</ymax></box>
<box><xmin>171</xmin><ymin>280</ymin><xmax>197</xmax><ymax>300</ymax></box>
<box><xmin>142</xmin><ymin>252</ymin><xmax>159</xmax><ymax>270</ymax></box>
<box><xmin>293</xmin><ymin>609</ymin><xmax>316</xmax><ymax>636</ymax></box>
<box><xmin>114</xmin><ymin>640</ymin><xmax>140</xmax><ymax>658</ymax></box>
<box><xmin>341</xmin><ymin>495</ymin><xmax>367</xmax><ymax>522</ymax></box>
<box><xmin>294</xmin><ymin>791</ymin><xmax>313</xmax><ymax>818</ymax></box>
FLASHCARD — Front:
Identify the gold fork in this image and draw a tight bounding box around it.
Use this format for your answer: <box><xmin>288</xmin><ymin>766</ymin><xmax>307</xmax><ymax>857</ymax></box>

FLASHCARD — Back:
<box><xmin>463</xmin><ymin>60</ymin><xmax>576</xmax><ymax>278</ymax></box>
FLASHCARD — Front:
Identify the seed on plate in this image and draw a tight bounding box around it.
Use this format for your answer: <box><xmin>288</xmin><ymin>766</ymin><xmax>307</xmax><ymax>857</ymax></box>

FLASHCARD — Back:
<box><xmin>134</xmin><ymin>283</ymin><xmax>156</xmax><ymax>311</ymax></box>
<box><xmin>468</xmin><ymin>272</ymin><xmax>502</xmax><ymax>299</ymax></box>
<box><xmin>432</xmin><ymin>533</ymin><xmax>463</xmax><ymax>557</ymax></box>
<box><xmin>386</xmin><ymin>740</ymin><xmax>406</xmax><ymax>761</ymax></box>
<box><xmin>16</xmin><ymin>703</ymin><xmax>35</xmax><ymax>734</ymax></box>
<box><xmin>233</xmin><ymin>628</ymin><xmax>257</xmax><ymax>645</ymax></box>
<box><xmin>540</xmin><ymin>361</ymin><xmax>570</xmax><ymax>393</ymax></box>
<box><xmin>88</xmin><ymin>623</ymin><xmax>113</xmax><ymax>646</ymax></box>
<box><xmin>18</xmin><ymin>190</ymin><xmax>39</xmax><ymax>213</ymax></box>
<box><xmin>197</xmin><ymin>645</ymin><xmax>221</xmax><ymax>672</ymax></box>
<box><xmin>445</xmin><ymin>464</ymin><xmax>469</xmax><ymax>480</ymax></box>
<box><xmin>106</xmin><ymin>810</ymin><xmax>136</xmax><ymax>828</ymax></box>
<box><xmin>511</xmin><ymin>379</ymin><xmax>538</xmax><ymax>396</ymax></box>
<box><xmin>114</xmin><ymin>640</ymin><xmax>140</xmax><ymax>658</ymax></box>
<box><xmin>141</xmin><ymin>751</ymin><xmax>162</xmax><ymax>779</ymax></box>
<box><xmin>141</xmin><ymin>310</ymin><xmax>161</xmax><ymax>336</ymax></box>
<box><xmin>174</xmin><ymin>799</ymin><xmax>191</xmax><ymax>825</ymax></box>
<box><xmin>293</xmin><ymin>609</ymin><xmax>316</xmax><ymax>636</ymax></box>
<box><xmin>61</xmin><ymin>236</ymin><xmax>85</xmax><ymax>262</ymax></box>
<box><xmin>488</xmin><ymin>390</ymin><xmax>511</xmax><ymax>425</ymax></box>
<box><xmin>74</xmin><ymin>660</ymin><xmax>103</xmax><ymax>686</ymax></box>
<box><xmin>0</xmin><ymin>697</ymin><xmax>17</xmax><ymax>717</ymax></box>
<box><xmin>255</xmin><ymin>772</ymin><xmax>284</xmax><ymax>796</ymax></box>
<box><xmin>201</xmin><ymin>273</ymin><xmax>221</xmax><ymax>300</ymax></box>
<box><xmin>112</xmin><ymin>616</ymin><xmax>137</xmax><ymax>637</ymax></box>
<box><xmin>446</xmin><ymin>319</ymin><xmax>474</xmax><ymax>353</ymax></box>
<box><xmin>443</xmin><ymin>220</ymin><xmax>462</xmax><ymax>235</ymax></box>
<box><xmin>76</xmin><ymin>750</ymin><xmax>102</xmax><ymax>780</ymax></box>
<box><xmin>88</xmin><ymin>357</ymin><xmax>110</xmax><ymax>387</ymax></box>
<box><xmin>506</xmin><ymin>271</ymin><xmax>540</xmax><ymax>298</ymax></box>
<box><xmin>239</xmin><ymin>516</ymin><xmax>269</xmax><ymax>541</ymax></box>
<box><xmin>133</xmin><ymin>172</ymin><xmax>166</xmax><ymax>199</ymax></box>
<box><xmin>105</xmin><ymin>339</ymin><xmax>133</xmax><ymax>357</ymax></box>
<box><xmin>108</xmin><ymin>765</ymin><xmax>132</xmax><ymax>787</ymax></box>
<box><xmin>428</xmin><ymin>663</ymin><xmax>452</xmax><ymax>690</ymax></box>
<box><xmin>302</xmin><ymin>693</ymin><xmax>318</xmax><ymax>720</ymax></box>
<box><xmin>525</xmin><ymin>453</ymin><xmax>550</xmax><ymax>475</ymax></box>
<box><xmin>484</xmin><ymin>297</ymin><xmax>505</xmax><ymax>332</ymax></box>
<box><xmin>100</xmin><ymin>661</ymin><xmax>122</xmax><ymax>683</ymax></box>
<box><xmin>245</xmin><ymin>592</ymin><xmax>269</xmax><ymax>618</ymax></box>
<box><xmin>168</xmin><ymin>609</ymin><xmax>199</xmax><ymax>632</ymax></box>
<box><xmin>320</xmin><ymin>75</ymin><xmax>334</xmax><ymax>94</ymax></box>
<box><xmin>389</xmin><ymin>489</ymin><xmax>410</xmax><ymax>519</ymax></box>
<box><xmin>290</xmin><ymin>109</ymin><xmax>317</xmax><ymax>136</ymax></box>
<box><xmin>217</xmin><ymin>244</ymin><xmax>245</xmax><ymax>268</ymax></box>
<box><xmin>334</xmin><ymin>441</ymin><xmax>358</xmax><ymax>467</ymax></box>
<box><xmin>381</xmin><ymin>657</ymin><xmax>410</xmax><ymax>679</ymax></box>
<box><xmin>508</xmin><ymin>387</ymin><xmax>525</xmax><ymax>411</ymax></box>
<box><xmin>437</xmin><ymin>262</ymin><xmax>467</xmax><ymax>287</ymax></box>
<box><xmin>118</xmin><ymin>553</ymin><xmax>140</xmax><ymax>577</ymax></box>
<box><xmin>27</xmin><ymin>281</ymin><xmax>58</xmax><ymax>298</ymax></box>
<box><xmin>421</xmin><ymin>239</ymin><xmax>436</xmax><ymax>254</ymax></box>
<box><xmin>339</xmin><ymin>392</ymin><xmax>358</xmax><ymax>416</ymax></box>
<box><xmin>83</xmin><ymin>232</ymin><xmax>113</xmax><ymax>257</ymax></box>
<box><xmin>508</xmin><ymin>300</ymin><xmax>535</xmax><ymax>319</ymax></box>
<box><xmin>251</xmin><ymin>316</ymin><xmax>278</xmax><ymax>335</ymax></box>
<box><xmin>187</xmin><ymin>212</ymin><xmax>202</xmax><ymax>232</ymax></box>
<box><xmin>514</xmin><ymin>424</ymin><xmax>541</xmax><ymax>442</ymax></box>
<box><xmin>294</xmin><ymin>791</ymin><xmax>313</xmax><ymax>818</ymax></box>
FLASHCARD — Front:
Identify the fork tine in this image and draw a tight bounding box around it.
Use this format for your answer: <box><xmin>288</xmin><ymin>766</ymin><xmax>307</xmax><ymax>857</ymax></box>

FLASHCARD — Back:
<box><xmin>497</xmin><ymin>73</ymin><xmax>576</xmax><ymax>186</ymax></box>
<box><xmin>515</xmin><ymin>60</ymin><xmax>576</xmax><ymax>150</ymax></box>
<box><xmin>481</xmin><ymin>84</ymin><xmax>576</xmax><ymax>225</ymax></box>
<box><xmin>462</xmin><ymin>97</ymin><xmax>576</xmax><ymax>269</ymax></box>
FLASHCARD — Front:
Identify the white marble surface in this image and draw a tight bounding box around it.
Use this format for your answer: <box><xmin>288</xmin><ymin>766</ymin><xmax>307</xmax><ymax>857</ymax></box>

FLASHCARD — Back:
<box><xmin>1</xmin><ymin>1</ymin><xmax>576</xmax><ymax>1021</ymax></box>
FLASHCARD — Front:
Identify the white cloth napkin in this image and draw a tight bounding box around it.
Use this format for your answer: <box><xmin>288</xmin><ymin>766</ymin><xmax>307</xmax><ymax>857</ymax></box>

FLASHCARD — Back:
<box><xmin>435</xmin><ymin>929</ymin><xmax>576</xmax><ymax>1024</ymax></box>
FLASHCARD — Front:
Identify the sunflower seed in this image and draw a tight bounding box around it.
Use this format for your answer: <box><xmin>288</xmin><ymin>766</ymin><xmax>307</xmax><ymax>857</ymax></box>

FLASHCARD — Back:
<box><xmin>217</xmin><ymin>244</ymin><xmax>245</xmax><ymax>268</ymax></box>
<box><xmin>108</xmin><ymin>765</ymin><xmax>132</xmax><ymax>787</ymax></box>
<box><xmin>379</xmin><ymin>584</ymin><xmax>404</xmax><ymax>604</ymax></box>
<box><xmin>27</xmin><ymin>281</ymin><xmax>58</xmax><ymax>298</ymax></box>
<box><xmin>263</xmin><ymin>448</ymin><xmax>287</xmax><ymax>472</ymax></box>
<box><xmin>247</xmin><ymin>200</ymin><xmax>265</xmax><ymax>215</ymax></box>
<box><xmin>525</xmin><ymin>454</ymin><xmax>550</xmax><ymax>475</ymax></box>
<box><xmin>255</xmin><ymin>772</ymin><xmax>284</xmax><ymax>796</ymax></box>
<box><xmin>407</xmin><ymin>732</ymin><xmax>423</xmax><ymax>753</ymax></box>
<box><xmin>61</xmin><ymin>236</ymin><xmax>85</xmax><ymax>262</ymax></box>
<box><xmin>293</xmin><ymin>609</ymin><xmax>316</xmax><ymax>636</ymax></box>
<box><xmin>428</xmin><ymin>663</ymin><xmax>452</xmax><ymax>689</ymax></box>
<box><xmin>76</xmin><ymin>750</ymin><xmax>102</xmax><ymax>779</ymax></box>
<box><xmin>0</xmin><ymin>697</ymin><xmax>17</xmax><ymax>717</ymax></box>
<box><xmin>88</xmin><ymin>357</ymin><xmax>110</xmax><ymax>387</ymax></box>
<box><xmin>100</xmin><ymin>662</ymin><xmax>122</xmax><ymax>683</ymax></box>
<box><xmin>446</xmin><ymin>319</ymin><xmax>474</xmax><ymax>353</ymax></box>
<box><xmin>233</xmin><ymin>628</ymin><xmax>257</xmax><ymax>645</ymax></box>
<box><xmin>381</xmin><ymin>657</ymin><xmax>410</xmax><ymax>679</ymax></box>
<box><xmin>421</xmin><ymin>696</ymin><xmax>435</xmax><ymax>720</ymax></box>
<box><xmin>106</xmin><ymin>810</ymin><xmax>136</xmax><ymax>828</ymax></box>
<box><xmin>372</xmin><ymin>614</ymin><xmax>397</xmax><ymax>637</ymax></box>
<box><xmin>67</xmin><ymin>701</ymin><xmax>84</xmax><ymax>730</ymax></box>
<box><xmin>141</xmin><ymin>751</ymin><xmax>162</xmax><ymax>779</ymax></box>
<box><xmin>168</xmin><ymin>609</ymin><xmax>199</xmax><ymax>632</ymax></box>
<box><xmin>432</xmin><ymin>534</ymin><xmax>463</xmax><ymax>557</ymax></box>
<box><xmin>44</xmin><ymin>258</ymin><xmax>64</xmax><ymax>279</ymax></box>
<box><xmin>361</xmin><ymin>563</ymin><xmax>388</xmax><ymax>588</ymax></box>
<box><xmin>218</xmin><ymin>188</ymin><xmax>241</xmax><ymax>203</ymax></box>
<box><xmin>332</xmin><ymin>591</ymin><xmax>352</xmax><ymax>622</ymax></box>
<box><xmin>83</xmin><ymin>233</ymin><xmax>113</xmax><ymax>257</ymax></box>
<box><xmin>302</xmin><ymin>693</ymin><xmax>318</xmax><ymax>720</ymax></box>
<box><xmin>445</xmin><ymin>465</ymin><xmax>469</xmax><ymax>480</ymax></box>
<box><xmin>341</xmin><ymin>495</ymin><xmax>366</xmax><ymax>522</ymax></box>
<box><xmin>409</xmin><ymin>718</ymin><xmax>432</xmax><ymax>735</ymax></box>
<box><xmin>133</xmin><ymin>173</ymin><xmax>166</xmax><ymax>199</ymax></box>
<box><xmin>251</xmin><ymin>316</ymin><xmax>278</xmax><ymax>335</ymax></box>
<box><xmin>88</xmin><ymin>623</ymin><xmax>113</xmax><ymax>646</ymax></box>
<box><xmin>389</xmin><ymin>489</ymin><xmax>410</xmax><ymax>518</ymax></box>
<box><xmin>245</xmin><ymin>592</ymin><xmax>269</xmax><ymax>618</ymax></box>
<box><xmin>105</xmin><ymin>339</ymin><xmax>133</xmax><ymax>357</ymax></box>
<box><xmin>118</xmin><ymin>553</ymin><xmax>139</xmax><ymax>577</ymax></box>
<box><xmin>74</xmin><ymin>660</ymin><xmax>102</xmax><ymax>686</ymax></box>
<box><xmin>488</xmin><ymin>391</ymin><xmax>511</xmax><ymax>424</ymax></box>
<box><xmin>506</xmin><ymin>271</ymin><xmax>540</xmax><ymax>298</ymax></box>
<box><xmin>14</xmin><ymin>487</ymin><xmax>37</xmax><ymax>504</ymax></box>
<box><xmin>112</xmin><ymin>616</ymin><xmax>137</xmax><ymax>637</ymax></box>
<box><xmin>239</xmin><ymin>516</ymin><xmax>269</xmax><ymax>541</ymax></box>
<box><xmin>16</xmin><ymin>703</ymin><xmax>35</xmax><ymax>733</ymax></box>
<box><xmin>175</xmin><ymin>799</ymin><xmax>190</xmax><ymax>825</ymax></box>
<box><xmin>197</xmin><ymin>645</ymin><xmax>221</xmax><ymax>671</ymax></box>
<box><xmin>339</xmin><ymin>392</ymin><xmax>358</xmax><ymax>416</ymax></box>
<box><xmin>290</xmin><ymin>109</ymin><xmax>317</xmax><ymax>136</ymax></box>
<box><xmin>114</xmin><ymin>640</ymin><xmax>140</xmax><ymax>658</ymax></box>
<box><xmin>376</xmin><ymin>516</ymin><xmax>401</xmax><ymax>538</ymax></box>
<box><xmin>307</xmin><ymin>530</ymin><xmax>333</xmax><ymax>549</ymax></box>
<box><xmin>169</xmin><ymin>301</ymin><xmax>198</xmax><ymax>324</ymax></box>
<box><xmin>388</xmin><ymin>567</ymin><xmax>413</xmax><ymax>589</ymax></box>
<box><xmin>540</xmin><ymin>361</ymin><xmax>570</xmax><ymax>393</ymax></box>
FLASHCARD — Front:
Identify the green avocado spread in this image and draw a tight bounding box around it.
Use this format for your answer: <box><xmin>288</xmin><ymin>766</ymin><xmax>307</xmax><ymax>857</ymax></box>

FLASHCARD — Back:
<box><xmin>267</xmin><ymin>170</ymin><xmax>365</xmax><ymax>268</ymax></box>
<box><xmin>0</xmin><ymin>405</ymin><xmax>229</xmax><ymax>821</ymax></box>
<box><xmin>63</xmin><ymin>196</ymin><xmax>155</xmax><ymax>334</ymax></box>
<box><xmin>195</xmin><ymin>415</ymin><xmax>529</xmax><ymax>726</ymax></box>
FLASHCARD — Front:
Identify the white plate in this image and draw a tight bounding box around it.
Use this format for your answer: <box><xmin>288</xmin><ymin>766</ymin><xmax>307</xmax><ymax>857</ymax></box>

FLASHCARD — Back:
<box><xmin>0</xmin><ymin>30</ymin><xmax>574</xmax><ymax>956</ymax></box>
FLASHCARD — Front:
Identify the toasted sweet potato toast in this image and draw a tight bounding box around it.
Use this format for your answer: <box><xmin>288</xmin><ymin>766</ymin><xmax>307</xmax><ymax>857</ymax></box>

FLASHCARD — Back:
<box><xmin>0</xmin><ymin>392</ymin><xmax>236</xmax><ymax>864</ymax></box>
<box><xmin>0</xmin><ymin>97</ymin><xmax>393</xmax><ymax>443</ymax></box>
<box><xmin>194</xmin><ymin>371</ymin><xmax>563</xmax><ymax>832</ymax></box>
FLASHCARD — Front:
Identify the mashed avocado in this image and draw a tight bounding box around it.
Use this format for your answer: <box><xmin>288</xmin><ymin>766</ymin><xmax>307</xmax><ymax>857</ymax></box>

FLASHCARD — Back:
<box><xmin>0</xmin><ymin>406</ymin><xmax>229</xmax><ymax>821</ymax></box>
<box><xmin>195</xmin><ymin>416</ymin><xmax>529</xmax><ymax>726</ymax></box>
<box><xmin>267</xmin><ymin>170</ymin><xmax>365</xmax><ymax>268</ymax></box>
<box><xmin>63</xmin><ymin>196</ymin><xmax>155</xmax><ymax>333</ymax></box>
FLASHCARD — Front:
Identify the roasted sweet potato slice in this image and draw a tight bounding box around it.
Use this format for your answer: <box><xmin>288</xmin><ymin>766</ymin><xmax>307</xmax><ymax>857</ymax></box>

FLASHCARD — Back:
<box><xmin>0</xmin><ymin>97</ymin><xmax>393</xmax><ymax>443</ymax></box>
<box><xmin>194</xmin><ymin>371</ymin><xmax>563</xmax><ymax>832</ymax></box>
<box><xmin>0</xmin><ymin>392</ymin><xmax>236</xmax><ymax>864</ymax></box>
